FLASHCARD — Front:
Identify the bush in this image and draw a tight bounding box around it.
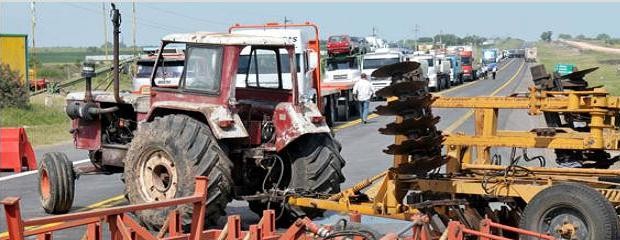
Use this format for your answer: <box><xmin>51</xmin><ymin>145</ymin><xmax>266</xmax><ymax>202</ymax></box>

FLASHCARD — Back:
<box><xmin>0</xmin><ymin>64</ymin><xmax>29</xmax><ymax>108</ymax></box>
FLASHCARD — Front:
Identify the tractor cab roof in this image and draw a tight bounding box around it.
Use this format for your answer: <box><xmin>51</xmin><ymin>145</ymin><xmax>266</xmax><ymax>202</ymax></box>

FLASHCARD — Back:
<box><xmin>162</xmin><ymin>32</ymin><xmax>294</xmax><ymax>46</ymax></box>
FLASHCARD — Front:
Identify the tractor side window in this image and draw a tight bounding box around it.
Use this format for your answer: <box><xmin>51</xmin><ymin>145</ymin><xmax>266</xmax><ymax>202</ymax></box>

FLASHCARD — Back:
<box><xmin>236</xmin><ymin>47</ymin><xmax>299</xmax><ymax>90</ymax></box>
<box><xmin>184</xmin><ymin>46</ymin><xmax>223</xmax><ymax>93</ymax></box>
<box><xmin>242</xmin><ymin>48</ymin><xmax>282</xmax><ymax>89</ymax></box>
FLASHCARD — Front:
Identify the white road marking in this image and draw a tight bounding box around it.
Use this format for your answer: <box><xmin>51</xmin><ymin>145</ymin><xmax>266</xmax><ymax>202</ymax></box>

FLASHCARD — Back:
<box><xmin>0</xmin><ymin>158</ymin><xmax>91</xmax><ymax>182</ymax></box>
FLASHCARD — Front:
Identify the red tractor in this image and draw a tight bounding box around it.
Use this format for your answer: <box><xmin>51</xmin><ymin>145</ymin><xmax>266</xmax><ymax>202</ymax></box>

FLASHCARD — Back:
<box><xmin>38</xmin><ymin>5</ymin><xmax>345</xmax><ymax>229</ymax></box>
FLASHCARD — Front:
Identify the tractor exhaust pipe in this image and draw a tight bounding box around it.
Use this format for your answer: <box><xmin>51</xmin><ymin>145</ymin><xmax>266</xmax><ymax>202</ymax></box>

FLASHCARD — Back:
<box><xmin>111</xmin><ymin>3</ymin><xmax>123</xmax><ymax>104</ymax></box>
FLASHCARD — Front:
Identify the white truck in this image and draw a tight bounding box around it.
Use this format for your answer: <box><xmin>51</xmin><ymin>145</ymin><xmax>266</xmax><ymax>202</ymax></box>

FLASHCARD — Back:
<box><xmin>325</xmin><ymin>56</ymin><xmax>362</xmax><ymax>83</ymax></box>
<box><xmin>230</xmin><ymin>23</ymin><xmax>359</xmax><ymax>125</ymax></box>
<box><xmin>362</xmin><ymin>49</ymin><xmax>404</xmax><ymax>95</ymax></box>
<box><xmin>525</xmin><ymin>47</ymin><xmax>538</xmax><ymax>62</ymax></box>
<box><xmin>364</xmin><ymin>36</ymin><xmax>388</xmax><ymax>52</ymax></box>
<box><xmin>231</xmin><ymin>28</ymin><xmax>312</xmax><ymax>97</ymax></box>
<box><xmin>132</xmin><ymin>49</ymin><xmax>184</xmax><ymax>91</ymax></box>
<box><xmin>406</xmin><ymin>54</ymin><xmax>450</xmax><ymax>91</ymax></box>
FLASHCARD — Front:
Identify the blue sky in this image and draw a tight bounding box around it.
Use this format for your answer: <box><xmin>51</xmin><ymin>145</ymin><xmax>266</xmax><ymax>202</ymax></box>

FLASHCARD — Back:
<box><xmin>1</xmin><ymin>2</ymin><xmax>619</xmax><ymax>47</ymax></box>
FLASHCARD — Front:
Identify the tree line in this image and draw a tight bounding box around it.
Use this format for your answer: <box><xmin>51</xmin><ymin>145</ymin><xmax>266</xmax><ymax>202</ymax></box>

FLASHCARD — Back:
<box><xmin>541</xmin><ymin>31</ymin><xmax>619</xmax><ymax>45</ymax></box>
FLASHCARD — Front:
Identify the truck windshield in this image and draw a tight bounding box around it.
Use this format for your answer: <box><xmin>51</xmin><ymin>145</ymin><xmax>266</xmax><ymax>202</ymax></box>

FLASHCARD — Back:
<box><xmin>326</xmin><ymin>59</ymin><xmax>359</xmax><ymax>70</ymax></box>
<box><xmin>363</xmin><ymin>57</ymin><xmax>400</xmax><ymax>69</ymax></box>
<box><xmin>426</xmin><ymin>59</ymin><xmax>434</xmax><ymax>67</ymax></box>
<box><xmin>136</xmin><ymin>61</ymin><xmax>184</xmax><ymax>79</ymax></box>
<box><xmin>461</xmin><ymin>57</ymin><xmax>472</xmax><ymax>65</ymax></box>
<box><xmin>238</xmin><ymin>53</ymin><xmax>300</xmax><ymax>74</ymax></box>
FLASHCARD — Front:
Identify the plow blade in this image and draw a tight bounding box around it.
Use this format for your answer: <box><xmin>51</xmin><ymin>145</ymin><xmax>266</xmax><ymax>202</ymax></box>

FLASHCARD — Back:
<box><xmin>373</xmin><ymin>62</ymin><xmax>444</xmax><ymax>174</ymax></box>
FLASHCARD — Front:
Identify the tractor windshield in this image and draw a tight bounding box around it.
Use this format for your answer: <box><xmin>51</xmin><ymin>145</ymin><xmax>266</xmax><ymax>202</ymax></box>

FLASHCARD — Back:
<box><xmin>183</xmin><ymin>46</ymin><xmax>223</xmax><ymax>93</ymax></box>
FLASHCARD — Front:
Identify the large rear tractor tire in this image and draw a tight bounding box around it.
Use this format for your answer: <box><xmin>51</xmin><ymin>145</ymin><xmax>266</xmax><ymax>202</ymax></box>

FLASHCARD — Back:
<box><xmin>249</xmin><ymin>134</ymin><xmax>345</xmax><ymax>225</ymax></box>
<box><xmin>520</xmin><ymin>183</ymin><xmax>620</xmax><ymax>240</ymax></box>
<box><xmin>38</xmin><ymin>152</ymin><xmax>75</xmax><ymax>214</ymax></box>
<box><xmin>124</xmin><ymin>115</ymin><xmax>234</xmax><ymax>230</ymax></box>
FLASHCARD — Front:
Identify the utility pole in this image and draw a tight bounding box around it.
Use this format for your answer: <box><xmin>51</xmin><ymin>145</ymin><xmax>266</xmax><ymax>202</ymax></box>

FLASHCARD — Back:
<box><xmin>132</xmin><ymin>1</ymin><xmax>137</xmax><ymax>57</ymax></box>
<box><xmin>103</xmin><ymin>3</ymin><xmax>109</xmax><ymax>61</ymax></box>
<box><xmin>413</xmin><ymin>24</ymin><xmax>419</xmax><ymax>51</ymax></box>
<box><xmin>372</xmin><ymin>26</ymin><xmax>377</xmax><ymax>37</ymax></box>
<box><xmin>30</xmin><ymin>1</ymin><xmax>36</xmax><ymax>90</ymax></box>
<box><xmin>439</xmin><ymin>30</ymin><xmax>443</xmax><ymax>45</ymax></box>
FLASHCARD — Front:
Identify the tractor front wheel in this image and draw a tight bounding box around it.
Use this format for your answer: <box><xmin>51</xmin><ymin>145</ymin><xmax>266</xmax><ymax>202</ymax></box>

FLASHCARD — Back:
<box><xmin>124</xmin><ymin>115</ymin><xmax>234</xmax><ymax>230</ymax></box>
<box><xmin>38</xmin><ymin>152</ymin><xmax>75</xmax><ymax>214</ymax></box>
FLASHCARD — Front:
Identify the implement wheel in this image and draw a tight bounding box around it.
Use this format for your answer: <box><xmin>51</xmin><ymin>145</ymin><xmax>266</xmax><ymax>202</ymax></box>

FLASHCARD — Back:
<box><xmin>520</xmin><ymin>183</ymin><xmax>620</xmax><ymax>240</ymax></box>
<box><xmin>124</xmin><ymin>115</ymin><xmax>233</xmax><ymax>230</ymax></box>
<box><xmin>249</xmin><ymin>134</ymin><xmax>345</xmax><ymax>225</ymax></box>
<box><xmin>38</xmin><ymin>152</ymin><xmax>75</xmax><ymax>214</ymax></box>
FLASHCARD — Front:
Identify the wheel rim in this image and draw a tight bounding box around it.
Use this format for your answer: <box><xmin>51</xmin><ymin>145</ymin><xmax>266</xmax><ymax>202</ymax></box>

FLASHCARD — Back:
<box><xmin>40</xmin><ymin>168</ymin><xmax>51</xmax><ymax>200</ymax></box>
<box><xmin>138</xmin><ymin>149</ymin><xmax>178</xmax><ymax>202</ymax></box>
<box><xmin>539</xmin><ymin>205</ymin><xmax>589</xmax><ymax>240</ymax></box>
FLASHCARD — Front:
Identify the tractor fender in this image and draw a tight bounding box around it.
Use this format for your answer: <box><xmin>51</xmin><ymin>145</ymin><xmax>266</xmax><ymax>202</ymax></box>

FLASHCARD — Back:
<box><xmin>145</xmin><ymin>101</ymin><xmax>249</xmax><ymax>139</ymax></box>
<box><xmin>273</xmin><ymin>102</ymin><xmax>331</xmax><ymax>151</ymax></box>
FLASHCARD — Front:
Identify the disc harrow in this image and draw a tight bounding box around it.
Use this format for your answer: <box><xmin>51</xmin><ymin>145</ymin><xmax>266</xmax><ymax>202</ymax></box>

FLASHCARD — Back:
<box><xmin>373</xmin><ymin>62</ymin><xmax>445</xmax><ymax>175</ymax></box>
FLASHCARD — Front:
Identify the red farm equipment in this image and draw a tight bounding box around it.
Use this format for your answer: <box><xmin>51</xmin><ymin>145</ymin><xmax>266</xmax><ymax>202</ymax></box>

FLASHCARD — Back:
<box><xmin>37</xmin><ymin>3</ymin><xmax>345</xmax><ymax>230</ymax></box>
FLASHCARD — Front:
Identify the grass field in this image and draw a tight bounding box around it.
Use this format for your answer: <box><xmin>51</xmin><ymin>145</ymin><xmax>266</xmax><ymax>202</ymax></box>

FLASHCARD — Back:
<box><xmin>1</xmin><ymin>70</ymin><xmax>134</xmax><ymax>146</ymax></box>
<box><xmin>536</xmin><ymin>41</ymin><xmax>620</xmax><ymax>95</ymax></box>
<box><xmin>0</xmin><ymin>94</ymin><xmax>72</xmax><ymax>146</ymax></box>
<box><xmin>494</xmin><ymin>38</ymin><xmax>525</xmax><ymax>50</ymax></box>
<box><xmin>36</xmin><ymin>47</ymin><xmax>138</xmax><ymax>64</ymax></box>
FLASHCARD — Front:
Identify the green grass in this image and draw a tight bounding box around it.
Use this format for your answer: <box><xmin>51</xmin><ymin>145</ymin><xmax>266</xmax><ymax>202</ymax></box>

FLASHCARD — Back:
<box><xmin>536</xmin><ymin>41</ymin><xmax>620</xmax><ymax>95</ymax></box>
<box><xmin>35</xmin><ymin>47</ymin><xmax>138</xmax><ymax>64</ymax></box>
<box><xmin>493</xmin><ymin>38</ymin><xmax>525</xmax><ymax>50</ymax></box>
<box><xmin>1</xmin><ymin>94</ymin><xmax>72</xmax><ymax>146</ymax></box>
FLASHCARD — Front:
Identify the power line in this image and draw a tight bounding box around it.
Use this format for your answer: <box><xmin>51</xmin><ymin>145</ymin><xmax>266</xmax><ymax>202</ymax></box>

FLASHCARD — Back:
<box><xmin>66</xmin><ymin>3</ymin><xmax>193</xmax><ymax>34</ymax></box>
<box><xmin>141</xmin><ymin>4</ymin><xmax>228</xmax><ymax>27</ymax></box>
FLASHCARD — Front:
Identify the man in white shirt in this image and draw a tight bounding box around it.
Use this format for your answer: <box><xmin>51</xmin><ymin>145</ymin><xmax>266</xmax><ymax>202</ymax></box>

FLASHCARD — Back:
<box><xmin>353</xmin><ymin>73</ymin><xmax>374</xmax><ymax>124</ymax></box>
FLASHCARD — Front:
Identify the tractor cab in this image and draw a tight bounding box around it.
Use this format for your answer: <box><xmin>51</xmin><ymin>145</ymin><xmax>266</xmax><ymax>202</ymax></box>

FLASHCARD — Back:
<box><xmin>147</xmin><ymin>32</ymin><xmax>329</xmax><ymax>151</ymax></box>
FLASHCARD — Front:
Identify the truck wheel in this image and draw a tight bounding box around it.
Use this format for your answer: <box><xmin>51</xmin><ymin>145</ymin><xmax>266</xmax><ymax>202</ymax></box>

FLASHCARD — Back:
<box><xmin>337</xmin><ymin>101</ymin><xmax>350</xmax><ymax>121</ymax></box>
<box><xmin>249</xmin><ymin>134</ymin><xmax>345</xmax><ymax>225</ymax></box>
<box><xmin>520</xmin><ymin>183</ymin><xmax>620</xmax><ymax>240</ymax></box>
<box><xmin>38</xmin><ymin>152</ymin><xmax>75</xmax><ymax>214</ymax></box>
<box><xmin>124</xmin><ymin>115</ymin><xmax>234</xmax><ymax>230</ymax></box>
<box><xmin>324</xmin><ymin>96</ymin><xmax>337</xmax><ymax>127</ymax></box>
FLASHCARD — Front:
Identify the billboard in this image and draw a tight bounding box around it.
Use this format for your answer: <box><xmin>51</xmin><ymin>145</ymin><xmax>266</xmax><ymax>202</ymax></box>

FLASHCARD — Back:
<box><xmin>0</xmin><ymin>34</ymin><xmax>28</xmax><ymax>84</ymax></box>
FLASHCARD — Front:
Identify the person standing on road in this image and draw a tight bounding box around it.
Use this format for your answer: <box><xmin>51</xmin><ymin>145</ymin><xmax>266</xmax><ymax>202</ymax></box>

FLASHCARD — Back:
<box><xmin>353</xmin><ymin>73</ymin><xmax>374</xmax><ymax>124</ymax></box>
<box><xmin>492</xmin><ymin>64</ymin><xmax>498</xmax><ymax>80</ymax></box>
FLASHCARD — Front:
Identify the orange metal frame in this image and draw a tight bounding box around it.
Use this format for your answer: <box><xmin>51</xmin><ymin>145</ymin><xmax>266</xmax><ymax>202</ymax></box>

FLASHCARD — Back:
<box><xmin>2</xmin><ymin>176</ymin><xmax>554</xmax><ymax>240</ymax></box>
<box><xmin>1</xmin><ymin>177</ymin><xmax>283</xmax><ymax>240</ymax></box>
<box><xmin>228</xmin><ymin>22</ymin><xmax>323</xmax><ymax>111</ymax></box>
<box><xmin>444</xmin><ymin>217</ymin><xmax>555</xmax><ymax>240</ymax></box>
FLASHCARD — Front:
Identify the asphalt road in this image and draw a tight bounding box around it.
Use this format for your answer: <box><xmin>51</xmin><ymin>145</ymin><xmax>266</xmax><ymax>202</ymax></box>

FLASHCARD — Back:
<box><xmin>0</xmin><ymin>58</ymin><xmax>535</xmax><ymax>238</ymax></box>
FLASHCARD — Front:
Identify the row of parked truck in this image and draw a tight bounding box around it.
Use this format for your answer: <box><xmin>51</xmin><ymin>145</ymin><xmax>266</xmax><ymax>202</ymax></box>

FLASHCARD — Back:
<box><xmin>130</xmin><ymin>24</ymin><xmax>527</xmax><ymax>126</ymax></box>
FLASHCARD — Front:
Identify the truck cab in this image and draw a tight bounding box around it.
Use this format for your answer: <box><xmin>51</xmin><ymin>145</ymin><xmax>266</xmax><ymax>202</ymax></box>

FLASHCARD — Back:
<box><xmin>407</xmin><ymin>54</ymin><xmax>443</xmax><ymax>91</ymax></box>
<box><xmin>325</xmin><ymin>55</ymin><xmax>362</xmax><ymax>83</ymax></box>
<box><xmin>460</xmin><ymin>50</ymin><xmax>476</xmax><ymax>81</ymax></box>
<box><xmin>446</xmin><ymin>55</ymin><xmax>462</xmax><ymax>85</ymax></box>
<box><xmin>132</xmin><ymin>49</ymin><xmax>185</xmax><ymax>92</ymax></box>
<box><xmin>362</xmin><ymin>49</ymin><xmax>403</xmax><ymax>94</ymax></box>
<box><xmin>482</xmin><ymin>48</ymin><xmax>498</xmax><ymax>65</ymax></box>
<box><xmin>230</xmin><ymin>28</ymin><xmax>315</xmax><ymax>102</ymax></box>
